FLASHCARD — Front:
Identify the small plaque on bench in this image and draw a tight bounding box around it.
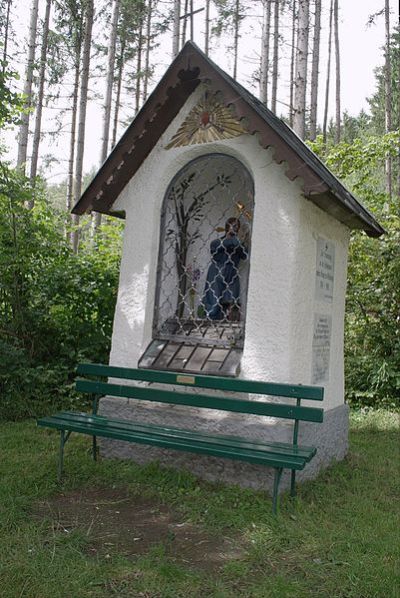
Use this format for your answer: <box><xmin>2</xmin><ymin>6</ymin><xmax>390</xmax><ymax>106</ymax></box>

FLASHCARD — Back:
<box><xmin>176</xmin><ymin>374</ymin><xmax>196</xmax><ymax>385</ymax></box>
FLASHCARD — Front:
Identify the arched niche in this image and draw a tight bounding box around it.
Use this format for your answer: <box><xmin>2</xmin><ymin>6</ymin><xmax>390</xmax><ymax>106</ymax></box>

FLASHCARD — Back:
<box><xmin>140</xmin><ymin>153</ymin><xmax>255</xmax><ymax>376</ymax></box>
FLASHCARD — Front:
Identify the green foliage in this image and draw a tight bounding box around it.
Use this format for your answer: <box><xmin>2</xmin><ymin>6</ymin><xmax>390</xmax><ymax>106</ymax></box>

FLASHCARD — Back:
<box><xmin>367</xmin><ymin>27</ymin><xmax>400</xmax><ymax>134</ymax></box>
<box><xmin>0</xmin><ymin>60</ymin><xmax>25</xmax><ymax>128</ymax></box>
<box><xmin>309</xmin><ymin>132</ymin><xmax>400</xmax><ymax>408</ymax></box>
<box><xmin>212</xmin><ymin>0</ymin><xmax>248</xmax><ymax>37</ymax></box>
<box><xmin>0</xmin><ymin>163</ymin><xmax>123</xmax><ymax>420</ymax></box>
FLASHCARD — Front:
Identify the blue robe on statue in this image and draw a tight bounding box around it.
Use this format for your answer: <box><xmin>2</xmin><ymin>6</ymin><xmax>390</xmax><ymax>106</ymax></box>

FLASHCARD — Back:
<box><xmin>202</xmin><ymin>235</ymin><xmax>248</xmax><ymax>320</ymax></box>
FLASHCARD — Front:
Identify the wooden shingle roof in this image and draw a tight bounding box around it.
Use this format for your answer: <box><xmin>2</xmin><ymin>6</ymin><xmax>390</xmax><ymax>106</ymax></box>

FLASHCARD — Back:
<box><xmin>72</xmin><ymin>41</ymin><xmax>384</xmax><ymax>238</ymax></box>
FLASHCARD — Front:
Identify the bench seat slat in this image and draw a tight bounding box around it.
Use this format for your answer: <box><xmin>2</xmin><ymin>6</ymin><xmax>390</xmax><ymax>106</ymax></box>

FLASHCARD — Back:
<box><xmin>76</xmin><ymin>380</ymin><xmax>324</xmax><ymax>423</ymax></box>
<box><xmin>76</xmin><ymin>363</ymin><xmax>324</xmax><ymax>401</ymax></box>
<box><xmin>40</xmin><ymin>411</ymin><xmax>316</xmax><ymax>461</ymax></box>
<box><xmin>37</xmin><ymin>413</ymin><xmax>309</xmax><ymax>470</ymax></box>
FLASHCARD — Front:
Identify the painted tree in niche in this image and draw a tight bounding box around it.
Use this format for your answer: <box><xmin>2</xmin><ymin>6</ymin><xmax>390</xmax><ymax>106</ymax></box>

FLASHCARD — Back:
<box><xmin>167</xmin><ymin>172</ymin><xmax>232</xmax><ymax>319</ymax></box>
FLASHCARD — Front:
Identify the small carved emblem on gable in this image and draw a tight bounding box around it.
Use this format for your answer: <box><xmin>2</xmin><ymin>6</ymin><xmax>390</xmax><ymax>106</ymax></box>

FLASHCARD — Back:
<box><xmin>165</xmin><ymin>93</ymin><xmax>246</xmax><ymax>149</ymax></box>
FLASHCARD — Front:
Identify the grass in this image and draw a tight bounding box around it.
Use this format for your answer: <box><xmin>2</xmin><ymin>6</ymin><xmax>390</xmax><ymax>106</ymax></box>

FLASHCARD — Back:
<box><xmin>0</xmin><ymin>409</ymin><xmax>399</xmax><ymax>597</ymax></box>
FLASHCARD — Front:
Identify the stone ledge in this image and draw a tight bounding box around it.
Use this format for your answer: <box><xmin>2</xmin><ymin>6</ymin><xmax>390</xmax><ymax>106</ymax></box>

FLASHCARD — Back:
<box><xmin>98</xmin><ymin>398</ymin><xmax>349</xmax><ymax>494</ymax></box>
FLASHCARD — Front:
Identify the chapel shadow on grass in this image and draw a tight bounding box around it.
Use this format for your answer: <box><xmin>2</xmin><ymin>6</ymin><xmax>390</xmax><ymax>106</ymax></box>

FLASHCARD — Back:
<box><xmin>31</xmin><ymin>486</ymin><xmax>247</xmax><ymax>575</ymax></box>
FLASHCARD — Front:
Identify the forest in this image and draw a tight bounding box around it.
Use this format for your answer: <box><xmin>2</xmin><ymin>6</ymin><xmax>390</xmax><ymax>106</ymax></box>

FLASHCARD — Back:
<box><xmin>0</xmin><ymin>0</ymin><xmax>399</xmax><ymax>419</ymax></box>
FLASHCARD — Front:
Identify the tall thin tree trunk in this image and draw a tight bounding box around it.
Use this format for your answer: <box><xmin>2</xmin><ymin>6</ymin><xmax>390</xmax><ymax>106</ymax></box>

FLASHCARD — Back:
<box><xmin>135</xmin><ymin>12</ymin><xmax>144</xmax><ymax>114</ymax></box>
<box><xmin>293</xmin><ymin>0</ymin><xmax>309</xmax><ymax>138</ymax></box>
<box><xmin>29</xmin><ymin>0</ymin><xmax>52</xmax><ymax>190</ymax></box>
<box><xmin>334</xmin><ymin>0</ymin><xmax>341</xmax><ymax>143</ymax></box>
<box><xmin>309</xmin><ymin>0</ymin><xmax>321</xmax><ymax>140</ymax></box>
<box><xmin>233</xmin><ymin>0</ymin><xmax>240</xmax><ymax>79</ymax></box>
<box><xmin>172</xmin><ymin>0</ymin><xmax>180</xmax><ymax>56</ymax></box>
<box><xmin>111</xmin><ymin>41</ymin><xmax>125</xmax><ymax>148</ymax></box>
<box><xmin>323</xmin><ymin>0</ymin><xmax>333</xmax><ymax>144</ymax></box>
<box><xmin>271</xmin><ymin>0</ymin><xmax>279</xmax><ymax>113</ymax></box>
<box><xmin>289</xmin><ymin>0</ymin><xmax>296</xmax><ymax>126</ymax></box>
<box><xmin>143</xmin><ymin>0</ymin><xmax>153</xmax><ymax>100</ymax></box>
<box><xmin>181</xmin><ymin>0</ymin><xmax>188</xmax><ymax>46</ymax></box>
<box><xmin>384</xmin><ymin>0</ymin><xmax>392</xmax><ymax>198</ymax></box>
<box><xmin>189</xmin><ymin>0</ymin><xmax>194</xmax><ymax>40</ymax></box>
<box><xmin>204</xmin><ymin>0</ymin><xmax>210</xmax><ymax>55</ymax></box>
<box><xmin>260</xmin><ymin>0</ymin><xmax>271</xmax><ymax>104</ymax></box>
<box><xmin>66</xmin><ymin>53</ymin><xmax>81</xmax><ymax>242</ymax></box>
<box><xmin>92</xmin><ymin>0</ymin><xmax>120</xmax><ymax>233</ymax></box>
<box><xmin>17</xmin><ymin>0</ymin><xmax>39</xmax><ymax>172</ymax></box>
<box><xmin>101</xmin><ymin>0</ymin><xmax>119</xmax><ymax>161</ymax></box>
<box><xmin>71</xmin><ymin>0</ymin><xmax>94</xmax><ymax>254</ymax></box>
<box><xmin>2</xmin><ymin>0</ymin><xmax>12</xmax><ymax>72</ymax></box>
<box><xmin>397</xmin><ymin>41</ymin><xmax>400</xmax><ymax>198</ymax></box>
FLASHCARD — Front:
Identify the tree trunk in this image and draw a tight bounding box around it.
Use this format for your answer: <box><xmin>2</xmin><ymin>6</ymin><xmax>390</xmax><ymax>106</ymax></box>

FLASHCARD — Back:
<box><xmin>172</xmin><ymin>0</ymin><xmax>180</xmax><ymax>57</ymax></box>
<box><xmin>309</xmin><ymin>0</ymin><xmax>321</xmax><ymax>140</ymax></box>
<box><xmin>65</xmin><ymin>53</ymin><xmax>81</xmax><ymax>242</ymax></box>
<box><xmin>2</xmin><ymin>0</ymin><xmax>12</xmax><ymax>73</ymax></box>
<box><xmin>17</xmin><ymin>0</ymin><xmax>39</xmax><ymax>173</ymax></box>
<box><xmin>204</xmin><ymin>0</ymin><xmax>210</xmax><ymax>56</ymax></box>
<box><xmin>93</xmin><ymin>0</ymin><xmax>120</xmax><ymax>233</ymax></box>
<box><xmin>189</xmin><ymin>0</ymin><xmax>194</xmax><ymax>40</ymax></box>
<box><xmin>233</xmin><ymin>0</ymin><xmax>240</xmax><ymax>79</ymax></box>
<box><xmin>293</xmin><ymin>0</ymin><xmax>309</xmax><ymax>138</ymax></box>
<box><xmin>143</xmin><ymin>0</ymin><xmax>153</xmax><ymax>101</ymax></box>
<box><xmin>334</xmin><ymin>0</ymin><xmax>341</xmax><ymax>143</ymax></box>
<box><xmin>29</xmin><ymin>0</ymin><xmax>52</xmax><ymax>191</ymax></box>
<box><xmin>289</xmin><ymin>0</ymin><xmax>296</xmax><ymax>126</ymax></box>
<box><xmin>260</xmin><ymin>0</ymin><xmax>271</xmax><ymax>104</ymax></box>
<box><xmin>135</xmin><ymin>8</ymin><xmax>144</xmax><ymax>114</ymax></box>
<box><xmin>271</xmin><ymin>0</ymin><xmax>279</xmax><ymax>113</ymax></box>
<box><xmin>111</xmin><ymin>40</ymin><xmax>125</xmax><ymax>148</ymax></box>
<box><xmin>397</xmin><ymin>39</ymin><xmax>400</xmax><ymax>198</ymax></box>
<box><xmin>181</xmin><ymin>0</ymin><xmax>188</xmax><ymax>45</ymax></box>
<box><xmin>384</xmin><ymin>0</ymin><xmax>392</xmax><ymax>198</ymax></box>
<box><xmin>101</xmin><ymin>0</ymin><xmax>119</xmax><ymax>162</ymax></box>
<box><xmin>71</xmin><ymin>0</ymin><xmax>94</xmax><ymax>254</ymax></box>
<box><xmin>323</xmin><ymin>0</ymin><xmax>333</xmax><ymax>144</ymax></box>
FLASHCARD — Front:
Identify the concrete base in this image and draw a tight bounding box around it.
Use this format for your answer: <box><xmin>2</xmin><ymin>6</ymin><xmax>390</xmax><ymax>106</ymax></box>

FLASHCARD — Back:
<box><xmin>98</xmin><ymin>398</ymin><xmax>349</xmax><ymax>494</ymax></box>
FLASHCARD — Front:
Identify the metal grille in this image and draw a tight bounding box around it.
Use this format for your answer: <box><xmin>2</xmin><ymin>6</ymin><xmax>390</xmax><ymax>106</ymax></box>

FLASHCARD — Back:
<box><xmin>153</xmin><ymin>153</ymin><xmax>254</xmax><ymax>353</ymax></box>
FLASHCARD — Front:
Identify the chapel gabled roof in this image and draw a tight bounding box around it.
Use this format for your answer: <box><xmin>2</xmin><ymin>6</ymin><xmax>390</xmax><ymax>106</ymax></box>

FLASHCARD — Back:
<box><xmin>72</xmin><ymin>41</ymin><xmax>384</xmax><ymax>238</ymax></box>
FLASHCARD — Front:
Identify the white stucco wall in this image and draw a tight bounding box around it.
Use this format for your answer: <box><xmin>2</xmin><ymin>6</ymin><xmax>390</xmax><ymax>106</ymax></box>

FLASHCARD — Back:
<box><xmin>109</xmin><ymin>83</ymin><xmax>350</xmax><ymax>412</ymax></box>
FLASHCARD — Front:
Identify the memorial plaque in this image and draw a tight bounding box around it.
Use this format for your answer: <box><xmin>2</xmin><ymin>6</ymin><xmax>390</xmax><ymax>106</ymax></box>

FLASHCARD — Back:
<box><xmin>311</xmin><ymin>314</ymin><xmax>332</xmax><ymax>384</ymax></box>
<box><xmin>315</xmin><ymin>238</ymin><xmax>335</xmax><ymax>303</ymax></box>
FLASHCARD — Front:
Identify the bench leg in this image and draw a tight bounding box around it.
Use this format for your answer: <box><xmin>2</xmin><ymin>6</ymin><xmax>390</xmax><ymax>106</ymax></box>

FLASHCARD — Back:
<box><xmin>58</xmin><ymin>430</ymin><xmax>65</xmax><ymax>481</ymax></box>
<box><xmin>92</xmin><ymin>436</ymin><xmax>97</xmax><ymax>461</ymax></box>
<box><xmin>272</xmin><ymin>467</ymin><xmax>283</xmax><ymax>515</ymax></box>
<box><xmin>290</xmin><ymin>470</ymin><xmax>296</xmax><ymax>498</ymax></box>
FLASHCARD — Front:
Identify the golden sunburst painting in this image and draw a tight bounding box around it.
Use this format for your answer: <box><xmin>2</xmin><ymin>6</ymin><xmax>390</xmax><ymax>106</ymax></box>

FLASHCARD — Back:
<box><xmin>165</xmin><ymin>93</ymin><xmax>246</xmax><ymax>149</ymax></box>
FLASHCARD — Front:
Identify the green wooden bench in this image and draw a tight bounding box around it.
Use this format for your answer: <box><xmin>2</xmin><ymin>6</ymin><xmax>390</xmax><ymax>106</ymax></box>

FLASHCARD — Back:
<box><xmin>37</xmin><ymin>363</ymin><xmax>324</xmax><ymax>514</ymax></box>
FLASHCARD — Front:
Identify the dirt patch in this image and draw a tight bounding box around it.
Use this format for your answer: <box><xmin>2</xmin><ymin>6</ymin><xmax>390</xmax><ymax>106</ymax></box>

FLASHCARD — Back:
<box><xmin>32</xmin><ymin>488</ymin><xmax>244</xmax><ymax>572</ymax></box>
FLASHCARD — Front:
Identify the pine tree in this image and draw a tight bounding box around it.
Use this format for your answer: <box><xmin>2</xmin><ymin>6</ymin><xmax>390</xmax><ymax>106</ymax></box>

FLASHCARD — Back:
<box><xmin>271</xmin><ymin>0</ymin><xmax>279</xmax><ymax>112</ymax></box>
<box><xmin>71</xmin><ymin>0</ymin><xmax>94</xmax><ymax>253</ymax></box>
<box><xmin>334</xmin><ymin>0</ymin><xmax>341</xmax><ymax>143</ymax></box>
<box><xmin>260</xmin><ymin>0</ymin><xmax>271</xmax><ymax>105</ymax></box>
<box><xmin>172</xmin><ymin>0</ymin><xmax>181</xmax><ymax>56</ymax></box>
<box><xmin>1</xmin><ymin>0</ymin><xmax>13</xmax><ymax>70</ymax></box>
<box><xmin>293</xmin><ymin>0</ymin><xmax>309</xmax><ymax>138</ymax></box>
<box><xmin>289</xmin><ymin>0</ymin><xmax>296</xmax><ymax>127</ymax></box>
<box><xmin>323</xmin><ymin>0</ymin><xmax>333</xmax><ymax>144</ymax></box>
<box><xmin>29</xmin><ymin>0</ymin><xmax>52</xmax><ymax>190</ymax></box>
<box><xmin>309</xmin><ymin>0</ymin><xmax>321</xmax><ymax>140</ymax></box>
<box><xmin>17</xmin><ymin>0</ymin><xmax>39</xmax><ymax>173</ymax></box>
<box><xmin>384</xmin><ymin>0</ymin><xmax>392</xmax><ymax>197</ymax></box>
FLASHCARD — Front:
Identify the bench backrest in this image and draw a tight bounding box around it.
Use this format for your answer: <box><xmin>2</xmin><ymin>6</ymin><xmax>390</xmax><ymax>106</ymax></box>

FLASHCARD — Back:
<box><xmin>76</xmin><ymin>363</ymin><xmax>324</xmax><ymax>426</ymax></box>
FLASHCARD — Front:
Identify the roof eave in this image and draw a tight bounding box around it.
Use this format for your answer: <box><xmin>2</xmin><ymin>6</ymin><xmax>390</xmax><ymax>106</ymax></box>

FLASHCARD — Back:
<box><xmin>71</xmin><ymin>41</ymin><xmax>384</xmax><ymax>238</ymax></box>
